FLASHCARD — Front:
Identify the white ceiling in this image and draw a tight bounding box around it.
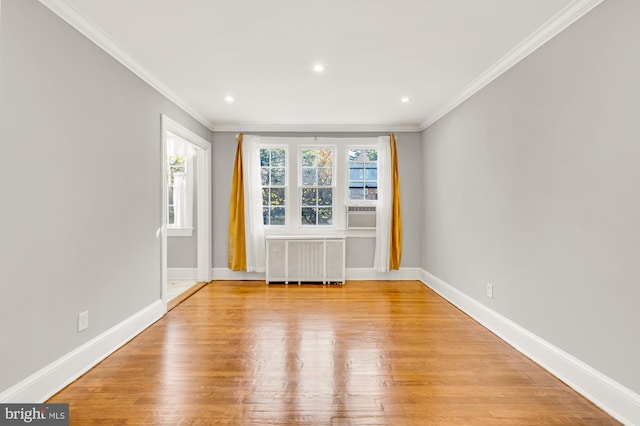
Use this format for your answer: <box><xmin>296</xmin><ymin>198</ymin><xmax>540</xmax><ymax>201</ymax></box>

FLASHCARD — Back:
<box><xmin>40</xmin><ymin>0</ymin><xmax>601</xmax><ymax>131</ymax></box>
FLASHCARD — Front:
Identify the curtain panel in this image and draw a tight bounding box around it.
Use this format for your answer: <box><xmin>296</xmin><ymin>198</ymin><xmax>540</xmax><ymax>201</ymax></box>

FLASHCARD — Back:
<box><xmin>242</xmin><ymin>135</ymin><xmax>266</xmax><ymax>272</ymax></box>
<box><xmin>389</xmin><ymin>133</ymin><xmax>403</xmax><ymax>270</ymax></box>
<box><xmin>227</xmin><ymin>134</ymin><xmax>246</xmax><ymax>270</ymax></box>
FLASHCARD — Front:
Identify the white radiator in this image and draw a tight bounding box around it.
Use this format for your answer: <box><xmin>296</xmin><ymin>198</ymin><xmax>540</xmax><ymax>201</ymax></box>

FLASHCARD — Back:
<box><xmin>265</xmin><ymin>236</ymin><xmax>346</xmax><ymax>284</ymax></box>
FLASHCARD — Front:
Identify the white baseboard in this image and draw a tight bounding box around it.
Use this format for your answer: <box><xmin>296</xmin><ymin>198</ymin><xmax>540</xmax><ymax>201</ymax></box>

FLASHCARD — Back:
<box><xmin>346</xmin><ymin>267</ymin><xmax>423</xmax><ymax>281</ymax></box>
<box><xmin>211</xmin><ymin>267</ymin><xmax>423</xmax><ymax>282</ymax></box>
<box><xmin>0</xmin><ymin>300</ymin><xmax>165</xmax><ymax>403</ymax></box>
<box><xmin>167</xmin><ymin>267</ymin><xmax>198</xmax><ymax>280</ymax></box>
<box><xmin>212</xmin><ymin>268</ymin><xmax>266</xmax><ymax>281</ymax></box>
<box><xmin>419</xmin><ymin>269</ymin><xmax>640</xmax><ymax>426</ymax></box>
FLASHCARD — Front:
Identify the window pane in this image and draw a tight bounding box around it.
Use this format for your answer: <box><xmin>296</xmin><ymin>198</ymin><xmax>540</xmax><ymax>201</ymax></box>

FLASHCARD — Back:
<box><xmin>318</xmin><ymin>188</ymin><xmax>332</xmax><ymax>206</ymax></box>
<box><xmin>168</xmin><ymin>206</ymin><xmax>175</xmax><ymax>224</ymax></box>
<box><xmin>271</xmin><ymin>167</ymin><xmax>285</xmax><ymax>186</ymax></box>
<box><xmin>270</xmin><ymin>188</ymin><xmax>285</xmax><ymax>206</ymax></box>
<box><xmin>301</xmin><ymin>149</ymin><xmax>317</xmax><ymax>167</ymax></box>
<box><xmin>260</xmin><ymin>149</ymin><xmax>270</xmax><ymax>167</ymax></box>
<box><xmin>271</xmin><ymin>149</ymin><xmax>285</xmax><ymax>166</ymax></box>
<box><xmin>301</xmin><ymin>168</ymin><xmax>317</xmax><ymax>186</ymax></box>
<box><xmin>349</xmin><ymin>149</ymin><xmax>362</xmax><ymax>162</ymax></box>
<box><xmin>350</xmin><ymin>188</ymin><xmax>364</xmax><ymax>200</ymax></box>
<box><xmin>270</xmin><ymin>207</ymin><xmax>285</xmax><ymax>225</ymax></box>
<box><xmin>262</xmin><ymin>188</ymin><xmax>269</xmax><ymax>206</ymax></box>
<box><xmin>318</xmin><ymin>208</ymin><xmax>332</xmax><ymax>225</ymax></box>
<box><xmin>168</xmin><ymin>186</ymin><xmax>174</xmax><ymax>204</ymax></box>
<box><xmin>302</xmin><ymin>188</ymin><xmax>317</xmax><ymax>206</ymax></box>
<box><xmin>262</xmin><ymin>207</ymin><xmax>269</xmax><ymax>225</ymax></box>
<box><xmin>301</xmin><ymin>207</ymin><xmax>317</xmax><ymax>225</ymax></box>
<box><xmin>365</xmin><ymin>188</ymin><xmax>378</xmax><ymax>200</ymax></box>
<box><xmin>317</xmin><ymin>149</ymin><xmax>333</xmax><ymax>167</ymax></box>
<box><xmin>349</xmin><ymin>165</ymin><xmax>364</xmax><ymax>181</ymax></box>
<box><xmin>318</xmin><ymin>168</ymin><xmax>332</xmax><ymax>186</ymax></box>
<box><xmin>261</xmin><ymin>167</ymin><xmax>269</xmax><ymax>185</ymax></box>
<box><xmin>365</xmin><ymin>149</ymin><xmax>378</xmax><ymax>161</ymax></box>
<box><xmin>365</xmin><ymin>166</ymin><xmax>377</xmax><ymax>181</ymax></box>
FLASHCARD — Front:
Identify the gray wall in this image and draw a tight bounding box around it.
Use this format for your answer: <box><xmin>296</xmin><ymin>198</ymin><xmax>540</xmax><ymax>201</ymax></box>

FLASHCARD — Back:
<box><xmin>0</xmin><ymin>0</ymin><xmax>211</xmax><ymax>392</ymax></box>
<box><xmin>421</xmin><ymin>0</ymin><xmax>640</xmax><ymax>394</ymax></box>
<box><xmin>212</xmin><ymin>131</ymin><xmax>422</xmax><ymax>269</ymax></box>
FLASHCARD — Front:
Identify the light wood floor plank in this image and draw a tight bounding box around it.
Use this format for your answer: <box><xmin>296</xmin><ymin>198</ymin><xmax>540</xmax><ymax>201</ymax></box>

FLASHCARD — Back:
<box><xmin>48</xmin><ymin>281</ymin><xmax>619</xmax><ymax>425</ymax></box>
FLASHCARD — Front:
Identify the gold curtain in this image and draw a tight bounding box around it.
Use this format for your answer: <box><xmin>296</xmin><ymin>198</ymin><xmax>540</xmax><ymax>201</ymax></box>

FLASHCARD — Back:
<box><xmin>227</xmin><ymin>133</ymin><xmax>246</xmax><ymax>271</ymax></box>
<box><xmin>389</xmin><ymin>133</ymin><xmax>403</xmax><ymax>270</ymax></box>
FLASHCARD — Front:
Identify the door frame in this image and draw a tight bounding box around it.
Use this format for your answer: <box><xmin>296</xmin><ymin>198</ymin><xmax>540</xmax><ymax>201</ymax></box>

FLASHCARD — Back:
<box><xmin>160</xmin><ymin>115</ymin><xmax>211</xmax><ymax>310</ymax></box>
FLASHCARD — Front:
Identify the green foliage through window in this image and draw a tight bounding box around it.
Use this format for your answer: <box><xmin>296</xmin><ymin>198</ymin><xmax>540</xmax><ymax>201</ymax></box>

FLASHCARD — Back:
<box><xmin>300</xmin><ymin>148</ymin><xmax>334</xmax><ymax>225</ymax></box>
<box><xmin>260</xmin><ymin>148</ymin><xmax>286</xmax><ymax>225</ymax></box>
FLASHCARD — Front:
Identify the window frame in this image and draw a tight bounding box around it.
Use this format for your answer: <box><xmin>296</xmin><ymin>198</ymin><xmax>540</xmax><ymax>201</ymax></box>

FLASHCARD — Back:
<box><xmin>346</xmin><ymin>146</ymin><xmax>379</xmax><ymax>206</ymax></box>
<box><xmin>259</xmin><ymin>145</ymin><xmax>289</xmax><ymax>227</ymax></box>
<box><xmin>256</xmin><ymin>137</ymin><xmax>377</xmax><ymax>236</ymax></box>
<box><xmin>298</xmin><ymin>144</ymin><xmax>337</xmax><ymax>228</ymax></box>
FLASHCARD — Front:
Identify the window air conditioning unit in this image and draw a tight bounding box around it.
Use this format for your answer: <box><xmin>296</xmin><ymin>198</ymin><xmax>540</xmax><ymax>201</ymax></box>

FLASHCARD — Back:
<box><xmin>346</xmin><ymin>206</ymin><xmax>376</xmax><ymax>229</ymax></box>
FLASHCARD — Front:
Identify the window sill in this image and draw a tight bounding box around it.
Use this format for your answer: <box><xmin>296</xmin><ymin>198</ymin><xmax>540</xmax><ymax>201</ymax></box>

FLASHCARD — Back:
<box><xmin>167</xmin><ymin>227</ymin><xmax>193</xmax><ymax>237</ymax></box>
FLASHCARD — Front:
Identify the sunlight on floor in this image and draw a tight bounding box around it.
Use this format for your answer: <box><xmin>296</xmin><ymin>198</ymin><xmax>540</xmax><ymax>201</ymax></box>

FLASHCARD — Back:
<box><xmin>167</xmin><ymin>279</ymin><xmax>198</xmax><ymax>301</ymax></box>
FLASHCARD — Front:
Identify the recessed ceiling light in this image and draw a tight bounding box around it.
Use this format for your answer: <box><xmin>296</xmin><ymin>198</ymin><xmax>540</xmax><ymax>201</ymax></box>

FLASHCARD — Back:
<box><xmin>224</xmin><ymin>96</ymin><xmax>234</xmax><ymax>102</ymax></box>
<box><xmin>313</xmin><ymin>64</ymin><xmax>325</xmax><ymax>73</ymax></box>
<box><xmin>401</xmin><ymin>97</ymin><xmax>410</xmax><ymax>103</ymax></box>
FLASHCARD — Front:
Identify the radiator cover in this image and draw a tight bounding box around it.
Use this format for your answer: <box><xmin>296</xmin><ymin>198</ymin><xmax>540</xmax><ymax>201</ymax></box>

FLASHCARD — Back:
<box><xmin>265</xmin><ymin>236</ymin><xmax>346</xmax><ymax>284</ymax></box>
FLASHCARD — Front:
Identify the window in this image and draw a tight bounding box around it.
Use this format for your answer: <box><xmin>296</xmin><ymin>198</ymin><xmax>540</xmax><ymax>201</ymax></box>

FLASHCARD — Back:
<box><xmin>260</xmin><ymin>147</ymin><xmax>286</xmax><ymax>225</ymax></box>
<box><xmin>252</xmin><ymin>137</ymin><xmax>376</xmax><ymax>232</ymax></box>
<box><xmin>348</xmin><ymin>148</ymin><xmax>378</xmax><ymax>202</ymax></box>
<box><xmin>166</xmin><ymin>131</ymin><xmax>195</xmax><ymax>235</ymax></box>
<box><xmin>167</xmin><ymin>154</ymin><xmax>186</xmax><ymax>225</ymax></box>
<box><xmin>300</xmin><ymin>147</ymin><xmax>334</xmax><ymax>226</ymax></box>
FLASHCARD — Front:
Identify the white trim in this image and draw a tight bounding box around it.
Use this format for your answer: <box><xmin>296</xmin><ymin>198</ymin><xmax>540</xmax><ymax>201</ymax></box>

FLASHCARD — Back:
<box><xmin>419</xmin><ymin>0</ymin><xmax>607</xmax><ymax>130</ymax></box>
<box><xmin>419</xmin><ymin>269</ymin><xmax>640</xmax><ymax>426</ymax></box>
<box><xmin>166</xmin><ymin>227</ymin><xmax>193</xmax><ymax>237</ymax></box>
<box><xmin>212</xmin><ymin>268</ymin><xmax>266</xmax><ymax>281</ymax></box>
<box><xmin>37</xmin><ymin>0</ymin><xmax>215</xmax><ymax>132</ymax></box>
<box><xmin>0</xmin><ymin>300</ymin><xmax>164</xmax><ymax>403</ymax></box>
<box><xmin>37</xmin><ymin>0</ymin><xmax>604</xmax><ymax>134</ymax></box>
<box><xmin>212</xmin><ymin>122</ymin><xmax>421</xmax><ymax>133</ymax></box>
<box><xmin>211</xmin><ymin>267</ymin><xmax>422</xmax><ymax>282</ymax></box>
<box><xmin>195</xmin><ymin>134</ymin><xmax>212</xmax><ymax>283</ymax></box>
<box><xmin>167</xmin><ymin>267</ymin><xmax>198</xmax><ymax>280</ymax></box>
<box><xmin>347</xmin><ymin>267</ymin><xmax>422</xmax><ymax>281</ymax></box>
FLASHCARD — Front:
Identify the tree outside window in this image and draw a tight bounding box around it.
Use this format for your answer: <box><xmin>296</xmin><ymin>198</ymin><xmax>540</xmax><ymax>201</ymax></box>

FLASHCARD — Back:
<box><xmin>260</xmin><ymin>148</ymin><xmax>286</xmax><ymax>225</ymax></box>
<box><xmin>300</xmin><ymin>147</ymin><xmax>334</xmax><ymax>225</ymax></box>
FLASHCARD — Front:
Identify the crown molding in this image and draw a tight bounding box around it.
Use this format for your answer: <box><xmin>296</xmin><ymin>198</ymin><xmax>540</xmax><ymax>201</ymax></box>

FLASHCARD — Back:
<box><xmin>38</xmin><ymin>0</ymin><xmax>605</xmax><ymax>135</ymax></box>
<box><xmin>210</xmin><ymin>122</ymin><xmax>422</xmax><ymax>133</ymax></box>
<box><xmin>419</xmin><ymin>0</ymin><xmax>607</xmax><ymax>131</ymax></box>
<box><xmin>37</xmin><ymin>0</ymin><xmax>217</xmax><ymax>132</ymax></box>
<box><xmin>36</xmin><ymin>0</ymin><xmax>420</xmax><ymax>134</ymax></box>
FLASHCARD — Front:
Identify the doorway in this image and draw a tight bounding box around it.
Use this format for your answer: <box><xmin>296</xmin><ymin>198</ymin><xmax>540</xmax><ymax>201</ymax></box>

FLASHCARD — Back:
<box><xmin>161</xmin><ymin>115</ymin><xmax>211</xmax><ymax>311</ymax></box>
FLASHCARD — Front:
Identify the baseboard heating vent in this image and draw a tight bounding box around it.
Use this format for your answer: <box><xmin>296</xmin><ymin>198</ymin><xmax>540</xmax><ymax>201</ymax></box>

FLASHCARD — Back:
<box><xmin>266</xmin><ymin>236</ymin><xmax>345</xmax><ymax>284</ymax></box>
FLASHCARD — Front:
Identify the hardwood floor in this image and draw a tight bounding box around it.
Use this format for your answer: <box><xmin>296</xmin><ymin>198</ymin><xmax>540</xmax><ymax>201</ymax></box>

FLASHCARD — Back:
<box><xmin>167</xmin><ymin>281</ymin><xmax>208</xmax><ymax>312</ymax></box>
<box><xmin>48</xmin><ymin>281</ymin><xmax>619</xmax><ymax>425</ymax></box>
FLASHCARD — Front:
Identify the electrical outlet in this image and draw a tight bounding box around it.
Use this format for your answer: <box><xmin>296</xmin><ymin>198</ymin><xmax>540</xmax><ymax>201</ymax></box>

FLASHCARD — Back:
<box><xmin>78</xmin><ymin>311</ymin><xmax>89</xmax><ymax>332</ymax></box>
<box><xmin>486</xmin><ymin>283</ymin><xmax>494</xmax><ymax>299</ymax></box>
